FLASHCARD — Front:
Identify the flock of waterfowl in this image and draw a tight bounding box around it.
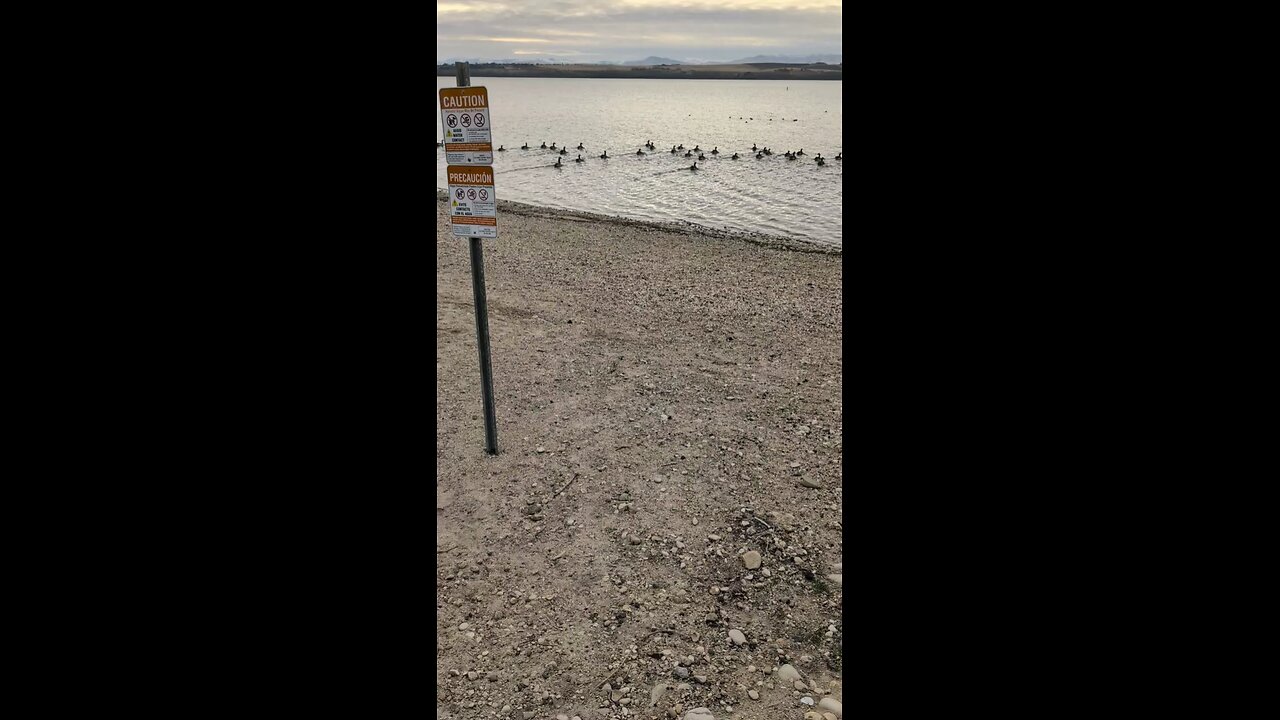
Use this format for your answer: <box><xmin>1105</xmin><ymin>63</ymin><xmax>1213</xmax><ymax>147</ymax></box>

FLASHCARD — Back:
<box><xmin>436</xmin><ymin>139</ymin><xmax>841</xmax><ymax>171</ymax></box>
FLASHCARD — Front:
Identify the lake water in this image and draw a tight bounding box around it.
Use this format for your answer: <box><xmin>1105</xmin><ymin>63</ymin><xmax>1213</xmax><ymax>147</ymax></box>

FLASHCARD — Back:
<box><xmin>435</xmin><ymin>77</ymin><xmax>843</xmax><ymax>247</ymax></box>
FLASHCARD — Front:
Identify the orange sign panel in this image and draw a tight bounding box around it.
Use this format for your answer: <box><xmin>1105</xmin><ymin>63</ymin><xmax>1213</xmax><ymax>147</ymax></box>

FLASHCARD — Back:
<box><xmin>447</xmin><ymin>165</ymin><xmax>497</xmax><ymax>238</ymax></box>
<box><xmin>440</xmin><ymin>87</ymin><xmax>493</xmax><ymax>165</ymax></box>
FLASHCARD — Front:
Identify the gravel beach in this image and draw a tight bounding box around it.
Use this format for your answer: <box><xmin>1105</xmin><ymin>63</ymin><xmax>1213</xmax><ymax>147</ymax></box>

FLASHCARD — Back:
<box><xmin>436</xmin><ymin>191</ymin><xmax>843</xmax><ymax>720</ymax></box>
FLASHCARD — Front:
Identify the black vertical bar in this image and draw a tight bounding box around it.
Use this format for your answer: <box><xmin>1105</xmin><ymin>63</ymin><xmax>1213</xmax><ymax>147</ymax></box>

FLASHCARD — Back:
<box><xmin>456</xmin><ymin>61</ymin><xmax>498</xmax><ymax>455</ymax></box>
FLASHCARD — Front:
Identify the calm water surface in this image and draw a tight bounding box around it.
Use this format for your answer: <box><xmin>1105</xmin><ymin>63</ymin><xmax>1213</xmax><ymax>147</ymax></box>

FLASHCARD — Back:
<box><xmin>435</xmin><ymin>77</ymin><xmax>842</xmax><ymax>247</ymax></box>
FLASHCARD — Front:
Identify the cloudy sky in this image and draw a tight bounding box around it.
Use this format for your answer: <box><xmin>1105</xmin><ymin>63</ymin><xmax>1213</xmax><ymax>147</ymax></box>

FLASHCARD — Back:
<box><xmin>437</xmin><ymin>0</ymin><xmax>842</xmax><ymax>64</ymax></box>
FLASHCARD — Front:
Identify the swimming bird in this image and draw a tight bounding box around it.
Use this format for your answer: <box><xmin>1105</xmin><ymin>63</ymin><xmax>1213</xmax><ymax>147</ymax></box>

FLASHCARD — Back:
<box><xmin>521</xmin><ymin>143</ymin><xmax>529</xmax><ymax>149</ymax></box>
<box><xmin>599</xmin><ymin>150</ymin><xmax>609</xmax><ymax>159</ymax></box>
<box><xmin>637</xmin><ymin>148</ymin><xmax>646</xmax><ymax>155</ymax></box>
<box><xmin>693</xmin><ymin>145</ymin><xmax>700</xmax><ymax>152</ymax></box>
<box><xmin>752</xmin><ymin>144</ymin><xmax>758</xmax><ymax>151</ymax></box>
<box><xmin>577</xmin><ymin>143</ymin><xmax>584</xmax><ymax>150</ymax></box>
<box><xmin>835</xmin><ymin>152</ymin><xmax>842</xmax><ymax>160</ymax></box>
<box><xmin>558</xmin><ymin>148</ymin><xmax>567</xmax><ymax>155</ymax></box>
<box><xmin>677</xmin><ymin>144</ymin><xmax>684</xmax><ymax>150</ymax></box>
<box><xmin>497</xmin><ymin>145</ymin><xmax>506</xmax><ymax>151</ymax></box>
<box><xmin>575</xmin><ymin>154</ymin><xmax>584</xmax><ymax>163</ymax></box>
<box><xmin>684</xmin><ymin>151</ymin><xmax>692</xmax><ymax>157</ymax></box>
<box><xmin>711</xmin><ymin>147</ymin><xmax>719</xmax><ymax>154</ymax></box>
<box><xmin>787</xmin><ymin>153</ymin><xmax>796</xmax><ymax>160</ymax></box>
<box><xmin>816</xmin><ymin>157</ymin><xmax>825</xmax><ymax>166</ymax></box>
<box><xmin>756</xmin><ymin>152</ymin><xmax>763</xmax><ymax>159</ymax></box>
<box><xmin>541</xmin><ymin>142</ymin><xmax>547</xmax><ymax>149</ymax></box>
<box><xmin>554</xmin><ymin>157</ymin><xmax>563</xmax><ymax>168</ymax></box>
<box><xmin>550</xmin><ymin>142</ymin><xmax>557</xmax><ymax>150</ymax></box>
<box><xmin>797</xmin><ymin>149</ymin><xmax>804</xmax><ymax>156</ymax></box>
<box><xmin>689</xmin><ymin>162</ymin><xmax>698</xmax><ymax>171</ymax></box>
<box><xmin>731</xmin><ymin>152</ymin><xmax>740</xmax><ymax>160</ymax></box>
<box><xmin>671</xmin><ymin>146</ymin><xmax>677</xmax><ymax>154</ymax></box>
<box><xmin>697</xmin><ymin>153</ymin><xmax>706</xmax><ymax>161</ymax></box>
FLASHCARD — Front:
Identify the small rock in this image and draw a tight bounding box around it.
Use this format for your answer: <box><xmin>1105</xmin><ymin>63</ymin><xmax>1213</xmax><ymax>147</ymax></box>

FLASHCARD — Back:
<box><xmin>613</xmin><ymin>689</ymin><xmax>624</xmax><ymax>701</ymax></box>
<box><xmin>466</xmin><ymin>671</ymin><xmax>478</xmax><ymax>680</ymax></box>
<box><xmin>674</xmin><ymin>666</ymin><xmax>690</xmax><ymax>678</ymax></box>
<box><xmin>536</xmin><ymin>446</ymin><xmax>545</xmax><ymax>453</ymax></box>
<box><xmin>804</xmin><ymin>713</ymin><xmax>822</xmax><ymax>720</ymax></box>
<box><xmin>728</xmin><ymin>629</ymin><xmax>747</xmax><ymax>645</ymax></box>
<box><xmin>778</xmin><ymin>664</ymin><xmax>801</xmax><ymax>682</ymax></box>
<box><xmin>748</xmin><ymin>690</ymin><xmax>759</xmax><ymax>700</ymax></box>
<box><xmin>522</xmin><ymin>713</ymin><xmax>535</xmax><ymax>720</ymax></box>
<box><xmin>630</xmin><ymin>535</ymin><xmax>643</xmax><ymax>545</ymax></box>
<box><xmin>524</xmin><ymin>504</ymin><xmax>542</xmax><ymax>515</ymax></box>
<box><xmin>620</xmin><ymin>698</ymin><xmax>632</xmax><ymax>706</ymax></box>
<box><xmin>651</xmin><ymin>684</ymin><xmax>668</xmax><ymax>706</ymax></box>
<box><xmin>692</xmin><ymin>518</ymin><xmax>698</xmax><ymax>525</ymax></box>
<box><xmin>818</xmin><ymin>697</ymin><xmax>842</xmax><ymax>716</ymax></box>
<box><xmin>741</xmin><ymin>551</ymin><xmax>761</xmax><ymax>569</ymax></box>
<box><xmin>693</xmin><ymin>675</ymin><xmax>707</xmax><ymax>684</ymax></box>
<box><xmin>826</xmin><ymin>573</ymin><xmax>842</xmax><ymax>587</ymax></box>
<box><xmin>761</xmin><ymin>568</ymin><xmax>772</xmax><ymax>577</ymax></box>
<box><xmin>653</xmin><ymin>474</ymin><xmax>664</xmax><ymax>483</ymax></box>
<box><xmin>794</xmin><ymin>680</ymin><xmax>808</xmax><ymax>690</ymax></box>
<box><xmin>708</xmin><ymin>534</ymin><xmax>721</xmax><ymax>541</ymax></box>
<box><xmin>798</xmin><ymin>477</ymin><xmax>822</xmax><ymax>488</ymax></box>
<box><xmin>801</xmin><ymin>696</ymin><xmax>815</xmax><ymax>705</ymax></box>
<box><xmin>458</xmin><ymin>623</ymin><xmax>470</xmax><ymax>630</ymax></box>
<box><xmin>557</xmin><ymin>715</ymin><xmax>570</xmax><ymax>720</ymax></box>
<box><xmin>789</xmin><ymin>461</ymin><xmax>801</xmax><ymax>468</ymax></box>
<box><xmin>683</xmin><ymin>709</ymin><xmax>715</xmax><ymax>720</ymax></box>
<box><xmin>486</xmin><ymin>671</ymin><xmax>499</xmax><ymax>682</ymax></box>
<box><xmin>823</xmin><ymin>714</ymin><xmax>838</xmax><ymax>720</ymax></box>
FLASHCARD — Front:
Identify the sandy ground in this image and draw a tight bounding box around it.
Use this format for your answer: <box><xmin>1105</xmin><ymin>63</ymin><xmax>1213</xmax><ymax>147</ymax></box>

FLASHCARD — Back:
<box><xmin>436</xmin><ymin>193</ymin><xmax>843</xmax><ymax>720</ymax></box>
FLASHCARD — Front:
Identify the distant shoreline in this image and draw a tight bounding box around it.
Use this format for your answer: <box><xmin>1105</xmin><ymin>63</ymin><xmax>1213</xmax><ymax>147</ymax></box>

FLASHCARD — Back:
<box><xmin>435</xmin><ymin>62</ymin><xmax>842</xmax><ymax>81</ymax></box>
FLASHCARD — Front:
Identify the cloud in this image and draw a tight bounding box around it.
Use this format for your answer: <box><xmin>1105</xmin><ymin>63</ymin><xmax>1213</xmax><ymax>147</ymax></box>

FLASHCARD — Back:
<box><xmin>437</xmin><ymin>0</ymin><xmax>841</xmax><ymax>63</ymax></box>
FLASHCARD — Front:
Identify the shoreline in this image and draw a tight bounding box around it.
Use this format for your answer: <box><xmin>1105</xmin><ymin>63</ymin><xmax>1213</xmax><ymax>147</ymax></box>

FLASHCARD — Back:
<box><xmin>435</xmin><ymin>189</ymin><xmax>841</xmax><ymax>256</ymax></box>
<box><xmin>435</xmin><ymin>186</ymin><xmax>843</xmax><ymax>719</ymax></box>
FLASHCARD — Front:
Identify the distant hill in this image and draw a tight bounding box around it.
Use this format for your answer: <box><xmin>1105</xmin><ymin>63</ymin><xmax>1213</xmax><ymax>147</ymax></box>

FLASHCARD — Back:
<box><xmin>435</xmin><ymin>62</ymin><xmax>841</xmax><ymax>80</ymax></box>
<box><xmin>729</xmin><ymin>54</ymin><xmax>843</xmax><ymax>64</ymax></box>
<box><xmin>623</xmin><ymin>56</ymin><xmax>685</xmax><ymax>66</ymax></box>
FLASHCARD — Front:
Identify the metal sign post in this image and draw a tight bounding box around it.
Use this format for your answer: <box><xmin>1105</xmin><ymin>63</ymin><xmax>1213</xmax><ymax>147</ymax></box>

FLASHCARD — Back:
<box><xmin>446</xmin><ymin>61</ymin><xmax>499</xmax><ymax>454</ymax></box>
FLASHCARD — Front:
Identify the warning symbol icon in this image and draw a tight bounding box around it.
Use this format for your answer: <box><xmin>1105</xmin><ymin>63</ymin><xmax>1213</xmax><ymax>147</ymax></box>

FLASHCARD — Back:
<box><xmin>446</xmin><ymin>114</ymin><xmax>458</xmax><ymax>128</ymax></box>
<box><xmin>461</xmin><ymin>114</ymin><xmax>472</xmax><ymax>128</ymax></box>
<box><xmin>467</xmin><ymin>189</ymin><xmax>478</xmax><ymax>200</ymax></box>
<box><xmin>479</xmin><ymin>189</ymin><xmax>488</xmax><ymax>200</ymax></box>
<box><xmin>455</xmin><ymin>189</ymin><xmax>465</xmax><ymax>200</ymax></box>
<box><xmin>474</xmin><ymin>113</ymin><xmax>485</xmax><ymax>127</ymax></box>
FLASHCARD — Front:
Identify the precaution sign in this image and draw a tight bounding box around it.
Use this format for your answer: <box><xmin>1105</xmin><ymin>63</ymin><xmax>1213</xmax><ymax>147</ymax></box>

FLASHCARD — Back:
<box><xmin>447</xmin><ymin>165</ymin><xmax>497</xmax><ymax>238</ymax></box>
<box><xmin>440</xmin><ymin>87</ymin><xmax>493</xmax><ymax>165</ymax></box>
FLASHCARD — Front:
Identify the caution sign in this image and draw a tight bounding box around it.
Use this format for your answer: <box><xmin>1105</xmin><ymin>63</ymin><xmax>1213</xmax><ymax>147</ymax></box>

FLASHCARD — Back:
<box><xmin>440</xmin><ymin>87</ymin><xmax>493</xmax><ymax>165</ymax></box>
<box><xmin>447</xmin><ymin>165</ymin><xmax>497</xmax><ymax>238</ymax></box>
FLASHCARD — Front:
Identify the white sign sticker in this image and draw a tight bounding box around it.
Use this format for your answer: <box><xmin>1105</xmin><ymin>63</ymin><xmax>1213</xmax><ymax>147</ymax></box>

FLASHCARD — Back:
<box><xmin>447</xmin><ymin>165</ymin><xmax>497</xmax><ymax>238</ymax></box>
<box><xmin>440</xmin><ymin>87</ymin><xmax>493</xmax><ymax>165</ymax></box>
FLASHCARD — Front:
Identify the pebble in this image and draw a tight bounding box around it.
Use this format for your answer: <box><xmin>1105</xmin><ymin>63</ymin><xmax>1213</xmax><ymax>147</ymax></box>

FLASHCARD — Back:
<box><xmin>818</xmin><ymin>697</ymin><xmax>842</xmax><ymax>716</ymax></box>
<box><xmin>693</xmin><ymin>675</ymin><xmax>707</xmax><ymax>684</ymax></box>
<box><xmin>761</xmin><ymin>568</ymin><xmax>772</xmax><ymax>577</ymax></box>
<box><xmin>692</xmin><ymin>518</ymin><xmax>698</xmax><ymax>525</ymax></box>
<box><xmin>741</xmin><ymin>551</ymin><xmax>761</xmax><ymax>569</ymax></box>
<box><xmin>826</xmin><ymin>573</ymin><xmax>842</xmax><ymax>587</ymax></box>
<box><xmin>653</xmin><ymin>474</ymin><xmax>664</xmax><ymax>483</ymax></box>
<box><xmin>683</xmin><ymin>709</ymin><xmax>715</xmax><ymax>720</ymax></box>
<box><xmin>486</xmin><ymin>671</ymin><xmax>499</xmax><ymax>681</ymax></box>
<box><xmin>458</xmin><ymin>623</ymin><xmax>470</xmax><ymax>630</ymax></box>
<box><xmin>630</xmin><ymin>535</ymin><xmax>643</xmax><ymax>545</ymax></box>
<box><xmin>823</xmin><ymin>714</ymin><xmax>838</xmax><ymax>720</ymax></box>
<box><xmin>778</xmin><ymin>664</ymin><xmax>801</xmax><ymax>682</ymax></box>
<box><xmin>536</xmin><ymin>446</ymin><xmax>545</xmax><ymax>453</ymax></box>
<box><xmin>804</xmin><ymin>713</ymin><xmax>822</xmax><ymax>720</ymax></box>
<box><xmin>523</xmin><ymin>713</ymin><xmax>535</xmax><ymax>720</ymax></box>
<box><xmin>728</xmin><ymin>629</ymin><xmax>747</xmax><ymax>645</ymax></box>
<box><xmin>748</xmin><ymin>690</ymin><xmax>759</xmax><ymax>700</ymax></box>
<box><xmin>708</xmin><ymin>534</ymin><xmax>721</xmax><ymax>541</ymax></box>
<box><xmin>801</xmin><ymin>696</ymin><xmax>815</xmax><ymax>705</ymax></box>
<box><xmin>674</xmin><ymin>666</ymin><xmax>690</xmax><ymax>678</ymax></box>
<box><xmin>794</xmin><ymin>680</ymin><xmax>808</xmax><ymax>690</ymax></box>
<box><xmin>557</xmin><ymin>715</ymin><xmax>570</xmax><ymax>720</ymax></box>
<box><xmin>789</xmin><ymin>461</ymin><xmax>801</xmax><ymax>468</ymax></box>
<box><xmin>709</xmin><ymin>586</ymin><xmax>719</xmax><ymax>594</ymax></box>
<box><xmin>798</xmin><ymin>477</ymin><xmax>822</xmax><ymax>488</ymax></box>
<box><xmin>466</xmin><ymin>671</ymin><xmax>478</xmax><ymax>680</ymax></box>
